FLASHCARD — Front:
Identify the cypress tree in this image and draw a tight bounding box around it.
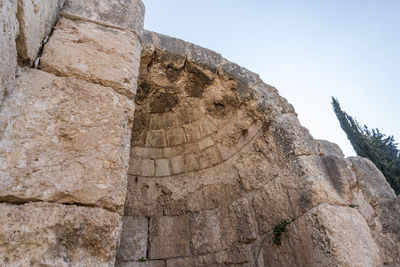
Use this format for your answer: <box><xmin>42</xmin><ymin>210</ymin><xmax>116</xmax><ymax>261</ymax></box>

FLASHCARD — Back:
<box><xmin>331</xmin><ymin>97</ymin><xmax>400</xmax><ymax>195</ymax></box>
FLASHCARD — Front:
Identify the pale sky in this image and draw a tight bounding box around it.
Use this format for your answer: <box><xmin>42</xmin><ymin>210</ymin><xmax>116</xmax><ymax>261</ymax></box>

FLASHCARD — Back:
<box><xmin>142</xmin><ymin>0</ymin><xmax>400</xmax><ymax>157</ymax></box>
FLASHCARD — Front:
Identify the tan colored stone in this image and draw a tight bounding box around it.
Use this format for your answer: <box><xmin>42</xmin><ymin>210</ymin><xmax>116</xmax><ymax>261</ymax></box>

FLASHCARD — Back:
<box><xmin>165</xmin><ymin>127</ymin><xmax>187</xmax><ymax>146</ymax></box>
<box><xmin>149</xmin><ymin>215</ymin><xmax>191</xmax><ymax>259</ymax></box>
<box><xmin>62</xmin><ymin>0</ymin><xmax>145</xmax><ymax>36</ymax></box>
<box><xmin>145</xmin><ymin>130</ymin><xmax>167</xmax><ymax>148</ymax></box>
<box><xmin>155</xmin><ymin>158</ymin><xmax>171</xmax><ymax>177</ymax></box>
<box><xmin>0</xmin><ymin>202</ymin><xmax>122</xmax><ymax>266</ymax></box>
<box><xmin>116</xmin><ymin>217</ymin><xmax>148</xmax><ymax>262</ymax></box>
<box><xmin>117</xmin><ymin>261</ymin><xmax>165</xmax><ymax>267</ymax></box>
<box><xmin>16</xmin><ymin>0</ymin><xmax>64</xmax><ymax>65</ymax></box>
<box><xmin>0</xmin><ymin>0</ymin><xmax>18</xmax><ymax>103</ymax></box>
<box><xmin>0</xmin><ymin>69</ymin><xmax>134</xmax><ymax>212</ymax></box>
<box><xmin>349</xmin><ymin>157</ymin><xmax>396</xmax><ymax>204</ymax></box>
<box><xmin>124</xmin><ymin>176</ymin><xmax>163</xmax><ymax>217</ymax></box>
<box><xmin>40</xmin><ymin>17</ymin><xmax>140</xmax><ymax>98</ymax></box>
<box><xmin>316</xmin><ymin>139</ymin><xmax>345</xmax><ymax>158</ymax></box>
<box><xmin>261</xmin><ymin>204</ymin><xmax>381</xmax><ymax>267</ymax></box>
<box><xmin>170</xmin><ymin>156</ymin><xmax>185</xmax><ymax>175</ymax></box>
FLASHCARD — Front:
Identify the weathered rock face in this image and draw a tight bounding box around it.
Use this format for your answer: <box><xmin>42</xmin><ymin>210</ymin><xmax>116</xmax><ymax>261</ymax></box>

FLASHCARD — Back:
<box><xmin>0</xmin><ymin>0</ymin><xmax>19</xmax><ymax>103</ymax></box>
<box><xmin>115</xmin><ymin>31</ymin><xmax>400</xmax><ymax>266</ymax></box>
<box><xmin>0</xmin><ymin>69</ymin><xmax>134</xmax><ymax>212</ymax></box>
<box><xmin>1</xmin><ymin>1</ymin><xmax>399</xmax><ymax>266</ymax></box>
<box><xmin>0</xmin><ymin>202</ymin><xmax>122</xmax><ymax>266</ymax></box>
<box><xmin>16</xmin><ymin>0</ymin><xmax>65</xmax><ymax>65</ymax></box>
<box><xmin>0</xmin><ymin>0</ymin><xmax>144</xmax><ymax>265</ymax></box>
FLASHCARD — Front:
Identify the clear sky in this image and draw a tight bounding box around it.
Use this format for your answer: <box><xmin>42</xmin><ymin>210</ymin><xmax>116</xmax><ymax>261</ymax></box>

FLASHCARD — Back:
<box><xmin>142</xmin><ymin>0</ymin><xmax>400</xmax><ymax>157</ymax></box>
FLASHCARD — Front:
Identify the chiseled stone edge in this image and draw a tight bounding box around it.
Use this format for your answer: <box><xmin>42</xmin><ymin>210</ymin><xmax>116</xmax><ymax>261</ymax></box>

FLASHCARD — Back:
<box><xmin>61</xmin><ymin>0</ymin><xmax>145</xmax><ymax>40</ymax></box>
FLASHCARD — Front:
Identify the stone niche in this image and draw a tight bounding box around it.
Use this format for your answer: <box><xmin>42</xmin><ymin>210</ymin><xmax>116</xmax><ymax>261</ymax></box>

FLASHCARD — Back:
<box><xmin>116</xmin><ymin>31</ymin><xmax>399</xmax><ymax>267</ymax></box>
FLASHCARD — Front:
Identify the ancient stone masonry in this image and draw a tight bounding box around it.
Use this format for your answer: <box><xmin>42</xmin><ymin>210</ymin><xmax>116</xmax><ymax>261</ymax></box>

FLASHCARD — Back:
<box><xmin>116</xmin><ymin>31</ymin><xmax>400</xmax><ymax>267</ymax></box>
<box><xmin>0</xmin><ymin>0</ymin><xmax>143</xmax><ymax>265</ymax></box>
<box><xmin>0</xmin><ymin>1</ymin><xmax>399</xmax><ymax>266</ymax></box>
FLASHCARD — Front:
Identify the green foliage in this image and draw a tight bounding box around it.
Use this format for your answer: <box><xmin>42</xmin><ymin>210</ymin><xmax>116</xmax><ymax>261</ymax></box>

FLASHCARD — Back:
<box><xmin>138</xmin><ymin>257</ymin><xmax>146</xmax><ymax>262</ymax></box>
<box><xmin>273</xmin><ymin>219</ymin><xmax>293</xmax><ymax>245</ymax></box>
<box><xmin>331</xmin><ymin>97</ymin><xmax>400</xmax><ymax>194</ymax></box>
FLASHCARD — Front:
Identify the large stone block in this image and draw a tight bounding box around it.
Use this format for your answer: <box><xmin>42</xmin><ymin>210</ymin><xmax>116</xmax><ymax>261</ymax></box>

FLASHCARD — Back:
<box><xmin>16</xmin><ymin>0</ymin><xmax>65</xmax><ymax>65</ymax></box>
<box><xmin>40</xmin><ymin>17</ymin><xmax>141</xmax><ymax>99</ymax></box>
<box><xmin>261</xmin><ymin>204</ymin><xmax>381</xmax><ymax>267</ymax></box>
<box><xmin>149</xmin><ymin>215</ymin><xmax>191</xmax><ymax>259</ymax></box>
<box><xmin>62</xmin><ymin>0</ymin><xmax>145</xmax><ymax>36</ymax></box>
<box><xmin>0</xmin><ymin>0</ymin><xmax>18</xmax><ymax>103</ymax></box>
<box><xmin>0</xmin><ymin>202</ymin><xmax>122</xmax><ymax>266</ymax></box>
<box><xmin>116</xmin><ymin>217</ymin><xmax>148</xmax><ymax>262</ymax></box>
<box><xmin>0</xmin><ymin>69</ymin><xmax>134</xmax><ymax>212</ymax></box>
<box><xmin>349</xmin><ymin>157</ymin><xmax>396</xmax><ymax>203</ymax></box>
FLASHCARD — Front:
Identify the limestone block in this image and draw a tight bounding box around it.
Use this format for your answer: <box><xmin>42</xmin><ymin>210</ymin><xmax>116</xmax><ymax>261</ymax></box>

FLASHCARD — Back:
<box><xmin>190</xmin><ymin>199</ymin><xmax>257</xmax><ymax>255</ymax></box>
<box><xmin>0</xmin><ymin>202</ymin><xmax>122</xmax><ymax>266</ymax></box>
<box><xmin>170</xmin><ymin>156</ymin><xmax>185</xmax><ymax>175</ymax></box>
<box><xmin>271</xmin><ymin>113</ymin><xmax>319</xmax><ymax>156</ymax></box>
<box><xmin>166</xmin><ymin>245</ymin><xmax>249</xmax><ymax>267</ymax></box>
<box><xmin>316</xmin><ymin>139</ymin><xmax>345</xmax><ymax>158</ymax></box>
<box><xmin>0</xmin><ymin>69</ymin><xmax>134</xmax><ymax>212</ymax></box>
<box><xmin>262</xmin><ymin>204</ymin><xmax>381</xmax><ymax>267</ymax></box>
<box><xmin>349</xmin><ymin>157</ymin><xmax>396</xmax><ymax>204</ymax></box>
<box><xmin>322</xmin><ymin>155</ymin><xmax>357</xmax><ymax>196</ymax></box>
<box><xmin>0</xmin><ymin>0</ymin><xmax>18</xmax><ymax>103</ymax></box>
<box><xmin>155</xmin><ymin>158</ymin><xmax>171</xmax><ymax>177</ymax></box>
<box><xmin>129</xmin><ymin>158</ymin><xmax>155</xmax><ymax>177</ymax></box>
<box><xmin>40</xmin><ymin>17</ymin><xmax>141</xmax><ymax>98</ymax></box>
<box><xmin>149</xmin><ymin>215</ymin><xmax>191</xmax><ymax>259</ymax></box>
<box><xmin>62</xmin><ymin>0</ymin><xmax>145</xmax><ymax>36</ymax></box>
<box><xmin>117</xmin><ymin>261</ymin><xmax>165</xmax><ymax>267</ymax></box>
<box><xmin>145</xmin><ymin>130</ymin><xmax>167</xmax><ymax>148</ymax></box>
<box><xmin>16</xmin><ymin>0</ymin><xmax>65</xmax><ymax>65</ymax></box>
<box><xmin>124</xmin><ymin>176</ymin><xmax>163</xmax><ymax>217</ymax></box>
<box><xmin>165</xmin><ymin>127</ymin><xmax>187</xmax><ymax>146</ymax></box>
<box><xmin>116</xmin><ymin>217</ymin><xmax>148</xmax><ymax>262</ymax></box>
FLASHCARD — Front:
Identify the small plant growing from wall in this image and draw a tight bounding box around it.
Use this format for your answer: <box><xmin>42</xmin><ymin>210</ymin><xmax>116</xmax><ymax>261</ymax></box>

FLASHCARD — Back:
<box><xmin>138</xmin><ymin>257</ymin><xmax>146</xmax><ymax>262</ymax></box>
<box><xmin>273</xmin><ymin>219</ymin><xmax>295</xmax><ymax>245</ymax></box>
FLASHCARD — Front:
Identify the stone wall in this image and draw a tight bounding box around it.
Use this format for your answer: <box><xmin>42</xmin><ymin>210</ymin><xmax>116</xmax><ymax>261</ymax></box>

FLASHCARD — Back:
<box><xmin>0</xmin><ymin>0</ymin><xmax>144</xmax><ymax>265</ymax></box>
<box><xmin>116</xmin><ymin>31</ymin><xmax>400</xmax><ymax>267</ymax></box>
<box><xmin>0</xmin><ymin>1</ymin><xmax>399</xmax><ymax>266</ymax></box>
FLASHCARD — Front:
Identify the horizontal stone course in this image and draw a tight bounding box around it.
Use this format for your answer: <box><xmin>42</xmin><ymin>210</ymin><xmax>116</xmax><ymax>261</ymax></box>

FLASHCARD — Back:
<box><xmin>40</xmin><ymin>17</ymin><xmax>141</xmax><ymax>99</ymax></box>
<box><xmin>0</xmin><ymin>202</ymin><xmax>122</xmax><ymax>266</ymax></box>
<box><xmin>0</xmin><ymin>69</ymin><xmax>134</xmax><ymax>212</ymax></box>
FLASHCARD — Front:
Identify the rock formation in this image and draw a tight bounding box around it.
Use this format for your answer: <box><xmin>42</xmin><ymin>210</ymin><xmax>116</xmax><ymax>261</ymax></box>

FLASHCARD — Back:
<box><xmin>0</xmin><ymin>0</ymin><xmax>399</xmax><ymax>266</ymax></box>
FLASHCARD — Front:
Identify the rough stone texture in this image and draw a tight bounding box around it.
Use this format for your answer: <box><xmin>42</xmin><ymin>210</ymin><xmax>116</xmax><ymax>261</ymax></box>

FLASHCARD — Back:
<box><xmin>316</xmin><ymin>139</ymin><xmax>345</xmax><ymax>158</ymax></box>
<box><xmin>62</xmin><ymin>0</ymin><xmax>145</xmax><ymax>36</ymax></box>
<box><xmin>0</xmin><ymin>202</ymin><xmax>122</xmax><ymax>266</ymax></box>
<box><xmin>117</xmin><ymin>261</ymin><xmax>165</xmax><ymax>267</ymax></box>
<box><xmin>40</xmin><ymin>17</ymin><xmax>141</xmax><ymax>98</ymax></box>
<box><xmin>116</xmin><ymin>217</ymin><xmax>148</xmax><ymax>262</ymax></box>
<box><xmin>16</xmin><ymin>0</ymin><xmax>65</xmax><ymax>65</ymax></box>
<box><xmin>261</xmin><ymin>204</ymin><xmax>381</xmax><ymax>267</ymax></box>
<box><xmin>149</xmin><ymin>215</ymin><xmax>191</xmax><ymax>259</ymax></box>
<box><xmin>119</xmin><ymin>31</ymin><xmax>400</xmax><ymax>266</ymax></box>
<box><xmin>0</xmin><ymin>69</ymin><xmax>134</xmax><ymax>212</ymax></box>
<box><xmin>0</xmin><ymin>0</ymin><xmax>18</xmax><ymax>103</ymax></box>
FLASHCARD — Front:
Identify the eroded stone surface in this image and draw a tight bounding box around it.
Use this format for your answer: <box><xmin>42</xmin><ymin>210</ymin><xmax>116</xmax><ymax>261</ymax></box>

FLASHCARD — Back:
<box><xmin>0</xmin><ymin>0</ymin><xmax>18</xmax><ymax>103</ymax></box>
<box><xmin>149</xmin><ymin>215</ymin><xmax>191</xmax><ymax>259</ymax></box>
<box><xmin>116</xmin><ymin>217</ymin><xmax>148</xmax><ymax>262</ymax></box>
<box><xmin>0</xmin><ymin>69</ymin><xmax>134</xmax><ymax>212</ymax></box>
<box><xmin>62</xmin><ymin>0</ymin><xmax>145</xmax><ymax>36</ymax></box>
<box><xmin>0</xmin><ymin>202</ymin><xmax>122</xmax><ymax>266</ymax></box>
<box><xmin>40</xmin><ymin>17</ymin><xmax>141</xmax><ymax>98</ymax></box>
<box><xmin>16</xmin><ymin>0</ymin><xmax>64</xmax><ymax>65</ymax></box>
<box><xmin>261</xmin><ymin>204</ymin><xmax>381</xmax><ymax>267</ymax></box>
<box><xmin>119</xmin><ymin>31</ymin><xmax>400</xmax><ymax>266</ymax></box>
